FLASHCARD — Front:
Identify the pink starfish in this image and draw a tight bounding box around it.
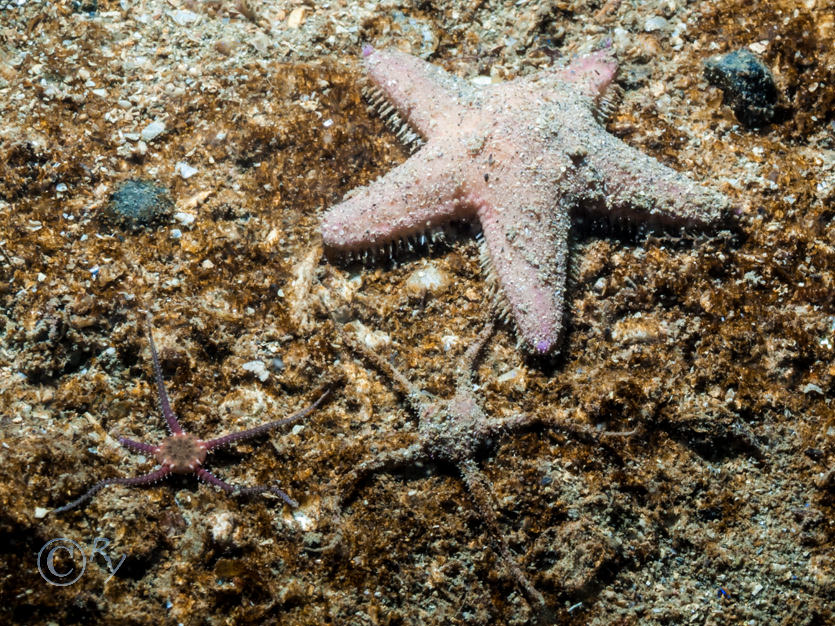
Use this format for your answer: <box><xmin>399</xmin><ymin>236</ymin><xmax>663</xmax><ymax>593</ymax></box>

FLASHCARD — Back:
<box><xmin>321</xmin><ymin>43</ymin><xmax>730</xmax><ymax>354</ymax></box>
<box><xmin>55</xmin><ymin>319</ymin><xmax>329</xmax><ymax>512</ymax></box>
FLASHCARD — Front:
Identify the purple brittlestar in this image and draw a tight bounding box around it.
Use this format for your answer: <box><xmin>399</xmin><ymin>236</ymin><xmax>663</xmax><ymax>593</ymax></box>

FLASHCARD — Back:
<box><xmin>55</xmin><ymin>318</ymin><xmax>328</xmax><ymax>512</ymax></box>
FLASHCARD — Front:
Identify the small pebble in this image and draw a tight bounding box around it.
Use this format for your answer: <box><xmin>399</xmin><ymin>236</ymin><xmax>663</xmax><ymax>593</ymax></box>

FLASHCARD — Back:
<box><xmin>440</xmin><ymin>334</ymin><xmax>458</xmax><ymax>352</ymax></box>
<box><xmin>209</xmin><ymin>511</ymin><xmax>235</xmax><ymax>544</ymax></box>
<box><xmin>405</xmin><ymin>264</ymin><xmax>449</xmax><ymax>298</ymax></box>
<box><xmin>176</xmin><ymin>161</ymin><xmax>198</xmax><ymax>179</ymax></box>
<box><xmin>140</xmin><ymin>120</ymin><xmax>166</xmax><ymax>142</ymax></box>
<box><xmin>168</xmin><ymin>9</ymin><xmax>199</xmax><ymax>26</ymax></box>
<box><xmin>242</xmin><ymin>360</ymin><xmax>269</xmax><ymax>382</ymax></box>
<box><xmin>173</xmin><ymin>211</ymin><xmax>195</xmax><ymax>226</ymax></box>
<box><xmin>801</xmin><ymin>383</ymin><xmax>824</xmax><ymax>395</ymax></box>
<box><xmin>291</xmin><ymin>509</ymin><xmax>314</xmax><ymax>531</ymax></box>
<box><xmin>347</xmin><ymin>322</ymin><xmax>391</xmax><ymax>350</ymax></box>
<box><xmin>287</xmin><ymin>7</ymin><xmax>306</xmax><ymax>28</ymax></box>
<box><xmin>644</xmin><ymin>16</ymin><xmax>669</xmax><ymax>32</ymax></box>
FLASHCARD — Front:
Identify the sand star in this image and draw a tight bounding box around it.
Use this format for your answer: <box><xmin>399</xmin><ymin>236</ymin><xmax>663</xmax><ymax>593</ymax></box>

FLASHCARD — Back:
<box><xmin>321</xmin><ymin>43</ymin><xmax>730</xmax><ymax>354</ymax></box>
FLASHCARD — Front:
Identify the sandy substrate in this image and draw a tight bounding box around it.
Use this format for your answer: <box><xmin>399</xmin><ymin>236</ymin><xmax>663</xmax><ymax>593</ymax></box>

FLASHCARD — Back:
<box><xmin>1</xmin><ymin>0</ymin><xmax>832</xmax><ymax>624</ymax></box>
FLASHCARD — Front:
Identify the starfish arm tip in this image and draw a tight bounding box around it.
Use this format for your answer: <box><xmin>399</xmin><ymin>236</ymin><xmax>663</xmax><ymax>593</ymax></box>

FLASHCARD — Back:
<box><xmin>534</xmin><ymin>339</ymin><xmax>554</xmax><ymax>354</ymax></box>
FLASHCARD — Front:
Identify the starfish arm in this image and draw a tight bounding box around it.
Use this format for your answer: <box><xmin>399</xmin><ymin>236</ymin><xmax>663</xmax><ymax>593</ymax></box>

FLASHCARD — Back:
<box><xmin>322</xmin><ymin>144</ymin><xmax>475</xmax><ymax>254</ymax></box>
<box><xmin>204</xmin><ymin>390</ymin><xmax>330</xmax><ymax>452</ymax></box>
<box><xmin>477</xmin><ymin>186</ymin><xmax>569</xmax><ymax>355</ymax></box>
<box><xmin>146</xmin><ymin>317</ymin><xmax>183</xmax><ymax>435</ymax></box>
<box><xmin>458</xmin><ymin>458</ymin><xmax>547</xmax><ymax>612</ymax></box>
<box><xmin>585</xmin><ymin>134</ymin><xmax>730</xmax><ymax>227</ymax></box>
<box><xmin>363</xmin><ymin>47</ymin><xmax>473</xmax><ymax>140</ymax></box>
<box><xmin>196</xmin><ymin>468</ymin><xmax>298</xmax><ymax>507</ymax></box>
<box><xmin>554</xmin><ymin>44</ymin><xmax>619</xmax><ymax>101</ymax></box>
<box><xmin>54</xmin><ymin>467</ymin><xmax>171</xmax><ymax>513</ymax></box>
<box><xmin>118</xmin><ymin>437</ymin><xmax>158</xmax><ymax>455</ymax></box>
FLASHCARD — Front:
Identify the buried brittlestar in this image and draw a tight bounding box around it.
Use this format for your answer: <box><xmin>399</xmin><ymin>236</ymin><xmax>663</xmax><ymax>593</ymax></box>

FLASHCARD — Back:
<box><xmin>327</xmin><ymin>320</ymin><xmax>633</xmax><ymax>616</ymax></box>
<box><xmin>54</xmin><ymin>318</ymin><xmax>329</xmax><ymax>513</ymax></box>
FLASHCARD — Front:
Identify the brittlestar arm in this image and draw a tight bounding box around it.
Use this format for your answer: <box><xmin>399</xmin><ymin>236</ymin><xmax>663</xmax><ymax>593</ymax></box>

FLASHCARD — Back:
<box><xmin>337</xmin><ymin>326</ymin><xmax>425</xmax><ymax>414</ymax></box>
<box><xmin>203</xmin><ymin>390</ymin><xmax>330</xmax><ymax>452</ymax></box>
<box><xmin>54</xmin><ymin>466</ymin><xmax>172</xmax><ymax>513</ymax></box>
<box><xmin>456</xmin><ymin>322</ymin><xmax>494</xmax><ymax>388</ymax></box>
<box><xmin>338</xmin><ymin>442</ymin><xmax>424</xmax><ymax>507</ymax></box>
<box><xmin>818</xmin><ymin>466</ymin><xmax>835</xmax><ymax>490</ymax></box>
<box><xmin>195</xmin><ymin>468</ymin><xmax>298</xmax><ymax>508</ymax></box>
<box><xmin>316</xmin><ymin>443</ymin><xmax>426</xmax><ymax>555</ymax></box>
<box><xmin>458</xmin><ymin>458</ymin><xmax>547</xmax><ymax>613</ymax></box>
<box><xmin>546</xmin><ymin>419</ymin><xmax>637</xmax><ymax>443</ymax></box>
<box><xmin>498</xmin><ymin>409</ymin><xmax>636</xmax><ymax>441</ymax></box>
<box><xmin>118</xmin><ymin>436</ymin><xmax>157</xmax><ymax>455</ymax></box>
<box><xmin>146</xmin><ymin>317</ymin><xmax>184</xmax><ymax>435</ymax></box>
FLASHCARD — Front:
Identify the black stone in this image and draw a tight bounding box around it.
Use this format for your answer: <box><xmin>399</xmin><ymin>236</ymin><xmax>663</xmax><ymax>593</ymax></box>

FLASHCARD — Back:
<box><xmin>104</xmin><ymin>179</ymin><xmax>173</xmax><ymax>232</ymax></box>
<box><xmin>71</xmin><ymin>0</ymin><xmax>98</xmax><ymax>14</ymax></box>
<box><xmin>704</xmin><ymin>49</ymin><xmax>778</xmax><ymax>128</ymax></box>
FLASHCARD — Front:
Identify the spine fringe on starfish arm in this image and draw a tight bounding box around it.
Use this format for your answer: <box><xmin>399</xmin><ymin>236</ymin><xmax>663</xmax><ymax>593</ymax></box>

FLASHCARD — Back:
<box><xmin>321</xmin><ymin>44</ymin><xmax>732</xmax><ymax>355</ymax></box>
